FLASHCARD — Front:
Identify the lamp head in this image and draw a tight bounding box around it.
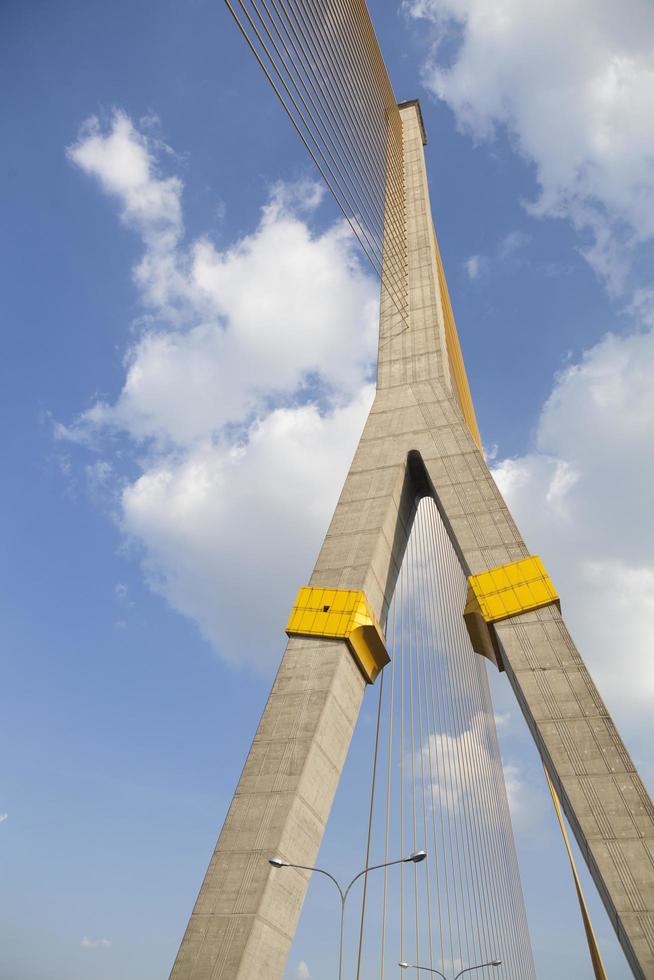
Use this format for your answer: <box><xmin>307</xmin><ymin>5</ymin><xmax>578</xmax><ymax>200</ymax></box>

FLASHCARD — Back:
<box><xmin>491</xmin><ymin>961</ymin><xmax>502</xmax><ymax>967</ymax></box>
<box><xmin>268</xmin><ymin>857</ymin><xmax>287</xmax><ymax>869</ymax></box>
<box><xmin>407</xmin><ymin>849</ymin><xmax>427</xmax><ymax>863</ymax></box>
<box><xmin>398</xmin><ymin>964</ymin><xmax>410</xmax><ymax>970</ymax></box>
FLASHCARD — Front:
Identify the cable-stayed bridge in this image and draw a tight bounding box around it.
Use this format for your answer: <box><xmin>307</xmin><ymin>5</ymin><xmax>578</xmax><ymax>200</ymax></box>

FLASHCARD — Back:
<box><xmin>168</xmin><ymin>2</ymin><xmax>654</xmax><ymax>978</ymax></box>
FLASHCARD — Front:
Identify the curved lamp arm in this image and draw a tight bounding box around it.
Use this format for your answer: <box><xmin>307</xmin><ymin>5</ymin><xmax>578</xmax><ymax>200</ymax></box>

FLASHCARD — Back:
<box><xmin>268</xmin><ymin>860</ymin><xmax>345</xmax><ymax>902</ymax></box>
<box><xmin>344</xmin><ymin>857</ymin><xmax>404</xmax><ymax>901</ymax></box>
<box><xmin>344</xmin><ymin>849</ymin><xmax>426</xmax><ymax>900</ymax></box>
<box><xmin>398</xmin><ymin>964</ymin><xmax>447</xmax><ymax>979</ymax></box>
<box><xmin>454</xmin><ymin>961</ymin><xmax>502</xmax><ymax>980</ymax></box>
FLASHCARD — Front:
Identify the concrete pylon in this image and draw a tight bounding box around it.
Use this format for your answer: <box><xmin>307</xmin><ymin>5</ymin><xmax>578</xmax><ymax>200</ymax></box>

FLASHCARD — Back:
<box><xmin>169</xmin><ymin>102</ymin><xmax>654</xmax><ymax>980</ymax></box>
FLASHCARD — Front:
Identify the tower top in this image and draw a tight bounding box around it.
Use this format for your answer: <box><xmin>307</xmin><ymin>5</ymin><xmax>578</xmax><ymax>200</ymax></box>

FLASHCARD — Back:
<box><xmin>398</xmin><ymin>98</ymin><xmax>427</xmax><ymax>144</ymax></box>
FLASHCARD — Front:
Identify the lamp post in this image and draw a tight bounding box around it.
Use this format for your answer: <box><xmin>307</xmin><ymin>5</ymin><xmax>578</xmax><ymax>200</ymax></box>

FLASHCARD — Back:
<box><xmin>269</xmin><ymin>850</ymin><xmax>427</xmax><ymax>980</ymax></box>
<box><xmin>398</xmin><ymin>959</ymin><xmax>502</xmax><ymax>980</ymax></box>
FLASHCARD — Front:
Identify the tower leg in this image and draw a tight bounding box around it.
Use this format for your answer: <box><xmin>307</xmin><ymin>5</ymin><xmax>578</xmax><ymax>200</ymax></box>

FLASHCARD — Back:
<box><xmin>169</xmin><ymin>633</ymin><xmax>366</xmax><ymax>980</ymax></box>
<box><xmin>417</xmin><ymin>427</ymin><xmax>654</xmax><ymax>979</ymax></box>
<box><xmin>170</xmin><ymin>455</ymin><xmax>414</xmax><ymax>979</ymax></box>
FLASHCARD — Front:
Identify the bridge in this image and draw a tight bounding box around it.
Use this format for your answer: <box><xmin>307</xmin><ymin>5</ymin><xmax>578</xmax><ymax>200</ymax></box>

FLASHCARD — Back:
<box><xmin>166</xmin><ymin>2</ymin><xmax>654</xmax><ymax>978</ymax></box>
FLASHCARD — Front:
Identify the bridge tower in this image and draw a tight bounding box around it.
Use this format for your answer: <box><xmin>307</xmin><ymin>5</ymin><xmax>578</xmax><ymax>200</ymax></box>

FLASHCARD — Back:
<box><xmin>169</xmin><ymin>5</ymin><xmax>654</xmax><ymax>978</ymax></box>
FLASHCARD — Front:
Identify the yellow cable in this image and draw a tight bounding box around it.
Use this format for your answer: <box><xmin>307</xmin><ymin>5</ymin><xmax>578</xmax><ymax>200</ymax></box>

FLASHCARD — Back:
<box><xmin>544</xmin><ymin>767</ymin><xmax>608</xmax><ymax>980</ymax></box>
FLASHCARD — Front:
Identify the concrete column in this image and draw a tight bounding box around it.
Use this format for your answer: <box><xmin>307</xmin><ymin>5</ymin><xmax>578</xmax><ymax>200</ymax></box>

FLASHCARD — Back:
<box><xmin>168</xmin><ymin>448</ymin><xmax>411</xmax><ymax>979</ymax></box>
<box><xmin>415</xmin><ymin>413</ymin><xmax>654</xmax><ymax>977</ymax></box>
<box><xmin>496</xmin><ymin>610</ymin><xmax>654</xmax><ymax>980</ymax></box>
<box><xmin>169</xmin><ymin>632</ymin><xmax>365</xmax><ymax>980</ymax></box>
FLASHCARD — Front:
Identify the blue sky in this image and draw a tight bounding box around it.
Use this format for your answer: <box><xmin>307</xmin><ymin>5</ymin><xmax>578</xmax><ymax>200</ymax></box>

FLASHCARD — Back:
<box><xmin>1</xmin><ymin>1</ymin><xmax>653</xmax><ymax>978</ymax></box>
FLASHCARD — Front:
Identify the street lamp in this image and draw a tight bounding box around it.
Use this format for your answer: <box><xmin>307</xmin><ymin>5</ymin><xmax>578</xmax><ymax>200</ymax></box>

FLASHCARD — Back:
<box><xmin>399</xmin><ymin>959</ymin><xmax>501</xmax><ymax>980</ymax></box>
<box><xmin>268</xmin><ymin>850</ymin><xmax>427</xmax><ymax>980</ymax></box>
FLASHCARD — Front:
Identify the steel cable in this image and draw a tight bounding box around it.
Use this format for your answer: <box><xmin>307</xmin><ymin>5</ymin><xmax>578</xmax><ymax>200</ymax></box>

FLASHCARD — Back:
<box><xmin>426</xmin><ymin>499</ymin><xmax>537</xmax><ymax>979</ymax></box>
<box><xmin>427</xmin><ymin>504</ymin><xmax>506</xmax><ymax>975</ymax></box>
<box><xmin>365</xmin><ymin>497</ymin><xmax>537</xmax><ymax>980</ymax></box>
<box><xmin>223</xmin><ymin>0</ymin><xmax>409</xmax><ymax>327</ymax></box>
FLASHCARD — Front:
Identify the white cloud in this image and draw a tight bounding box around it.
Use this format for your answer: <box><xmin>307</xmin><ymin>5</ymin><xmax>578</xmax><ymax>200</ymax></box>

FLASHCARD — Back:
<box><xmin>76</xmin><ymin>214</ymin><xmax>375</xmax><ymax>448</ymax></box>
<box><xmin>0</xmin><ymin>813</ymin><xmax>7</xmax><ymax>824</ymax></box>
<box><xmin>464</xmin><ymin>231</ymin><xmax>530</xmax><ymax>281</ymax></box>
<box><xmin>80</xmin><ymin>937</ymin><xmax>111</xmax><ymax>948</ymax></box>
<box><xmin>493</xmin><ymin>326</ymin><xmax>654</xmax><ymax>721</ymax></box>
<box><xmin>121</xmin><ymin>390</ymin><xmax>373</xmax><ymax>666</ymax></box>
<box><xmin>406</xmin><ymin>0</ymin><xmax>654</xmax><ymax>291</ymax></box>
<box><xmin>420</xmin><ymin>719</ymin><xmax>529</xmax><ymax>819</ymax></box>
<box><xmin>418</xmin><ymin>714</ymin><xmax>551</xmax><ymax>836</ymax></box>
<box><xmin>67</xmin><ymin>110</ymin><xmax>182</xmax><ymax>253</ymax></box>
<box><xmin>464</xmin><ymin>254</ymin><xmax>485</xmax><ymax>280</ymax></box>
<box><xmin>628</xmin><ymin>287</ymin><xmax>654</xmax><ymax>329</ymax></box>
<box><xmin>502</xmin><ymin>760</ymin><xmax>528</xmax><ymax>822</ymax></box>
<box><xmin>64</xmin><ymin>111</ymin><xmax>377</xmax><ymax>670</ymax></box>
<box><xmin>295</xmin><ymin>962</ymin><xmax>312</xmax><ymax>980</ymax></box>
<box><xmin>498</xmin><ymin>230</ymin><xmax>531</xmax><ymax>262</ymax></box>
<box><xmin>65</xmin><ymin>117</ymin><xmax>376</xmax><ymax>451</ymax></box>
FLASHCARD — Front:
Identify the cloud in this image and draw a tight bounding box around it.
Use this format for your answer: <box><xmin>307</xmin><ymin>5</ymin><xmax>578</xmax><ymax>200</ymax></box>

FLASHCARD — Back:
<box><xmin>80</xmin><ymin>937</ymin><xmax>111</xmax><ymax>948</ymax></box>
<box><xmin>64</xmin><ymin>111</ymin><xmax>377</xmax><ymax>670</ymax></box>
<box><xmin>121</xmin><ymin>390</ymin><xmax>373</xmax><ymax>666</ymax></box>
<box><xmin>498</xmin><ymin>230</ymin><xmax>531</xmax><ymax>262</ymax></box>
<box><xmin>628</xmin><ymin>287</ymin><xmax>654</xmax><ymax>329</ymax></box>
<box><xmin>65</xmin><ymin>117</ymin><xmax>376</xmax><ymax>450</ymax></box>
<box><xmin>420</xmin><ymin>718</ymin><xmax>529</xmax><ymax>820</ymax></box>
<box><xmin>502</xmin><ymin>760</ymin><xmax>530</xmax><ymax>823</ymax></box>
<box><xmin>295</xmin><ymin>962</ymin><xmax>312</xmax><ymax>980</ymax></box>
<box><xmin>492</xmin><ymin>325</ymin><xmax>654</xmax><ymax>722</ymax></box>
<box><xmin>463</xmin><ymin>231</ymin><xmax>530</xmax><ymax>281</ymax></box>
<box><xmin>0</xmin><ymin>813</ymin><xmax>7</xmax><ymax>824</ymax></box>
<box><xmin>67</xmin><ymin>110</ymin><xmax>182</xmax><ymax>253</ymax></box>
<box><xmin>406</xmin><ymin>0</ymin><xmax>654</xmax><ymax>291</ymax></box>
<box><xmin>464</xmin><ymin>254</ymin><xmax>486</xmax><ymax>280</ymax></box>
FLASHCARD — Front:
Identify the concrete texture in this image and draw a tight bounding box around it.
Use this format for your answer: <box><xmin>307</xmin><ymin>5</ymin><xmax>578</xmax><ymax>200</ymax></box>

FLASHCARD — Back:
<box><xmin>169</xmin><ymin>102</ymin><xmax>654</xmax><ymax>980</ymax></box>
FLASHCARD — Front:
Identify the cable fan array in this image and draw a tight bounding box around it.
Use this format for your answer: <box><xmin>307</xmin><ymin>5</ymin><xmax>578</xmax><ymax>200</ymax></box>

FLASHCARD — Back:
<box><xmin>223</xmin><ymin>0</ymin><xmax>409</xmax><ymax>328</ymax></box>
<box><xmin>344</xmin><ymin>497</ymin><xmax>537</xmax><ymax>980</ymax></box>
